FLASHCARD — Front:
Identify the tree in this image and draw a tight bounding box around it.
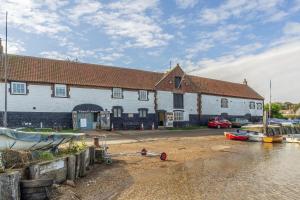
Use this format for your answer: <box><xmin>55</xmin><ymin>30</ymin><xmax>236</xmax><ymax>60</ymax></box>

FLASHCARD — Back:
<box><xmin>264</xmin><ymin>103</ymin><xmax>284</xmax><ymax>118</ymax></box>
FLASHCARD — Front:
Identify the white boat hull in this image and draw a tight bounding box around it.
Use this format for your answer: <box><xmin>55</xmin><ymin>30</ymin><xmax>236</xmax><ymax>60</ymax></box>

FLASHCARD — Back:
<box><xmin>0</xmin><ymin>127</ymin><xmax>85</xmax><ymax>151</ymax></box>
<box><xmin>248</xmin><ymin>133</ymin><xmax>264</xmax><ymax>142</ymax></box>
<box><xmin>285</xmin><ymin>135</ymin><xmax>300</xmax><ymax>143</ymax></box>
<box><xmin>0</xmin><ymin>135</ymin><xmax>68</xmax><ymax>150</ymax></box>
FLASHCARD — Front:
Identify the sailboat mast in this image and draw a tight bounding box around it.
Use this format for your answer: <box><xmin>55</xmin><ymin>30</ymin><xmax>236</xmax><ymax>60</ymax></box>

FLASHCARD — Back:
<box><xmin>3</xmin><ymin>11</ymin><xmax>8</xmax><ymax>127</ymax></box>
<box><xmin>269</xmin><ymin>80</ymin><xmax>272</xmax><ymax>125</ymax></box>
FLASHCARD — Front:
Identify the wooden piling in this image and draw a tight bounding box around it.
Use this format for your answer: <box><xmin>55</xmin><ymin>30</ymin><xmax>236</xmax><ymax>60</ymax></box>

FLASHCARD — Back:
<box><xmin>0</xmin><ymin>171</ymin><xmax>20</xmax><ymax>200</ymax></box>
<box><xmin>75</xmin><ymin>153</ymin><xmax>81</xmax><ymax>179</ymax></box>
<box><xmin>67</xmin><ymin>155</ymin><xmax>76</xmax><ymax>181</ymax></box>
<box><xmin>89</xmin><ymin>147</ymin><xmax>95</xmax><ymax>165</ymax></box>
<box><xmin>79</xmin><ymin>151</ymin><xmax>86</xmax><ymax>177</ymax></box>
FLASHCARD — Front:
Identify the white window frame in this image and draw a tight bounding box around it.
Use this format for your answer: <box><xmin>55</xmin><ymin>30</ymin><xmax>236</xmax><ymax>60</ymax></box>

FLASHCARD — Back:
<box><xmin>112</xmin><ymin>88</ymin><xmax>123</xmax><ymax>99</ymax></box>
<box><xmin>139</xmin><ymin>109</ymin><xmax>147</xmax><ymax>118</ymax></box>
<box><xmin>54</xmin><ymin>84</ymin><xmax>67</xmax><ymax>97</ymax></box>
<box><xmin>257</xmin><ymin>103</ymin><xmax>263</xmax><ymax>110</ymax></box>
<box><xmin>139</xmin><ymin>90</ymin><xmax>148</xmax><ymax>101</ymax></box>
<box><xmin>11</xmin><ymin>82</ymin><xmax>26</xmax><ymax>95</ymax></box>
<box><xmin>174</xmin><ymin>111</ymin><xmax>184</xmax><ymax>121</ymax></box>
<box><xmin>221</xmin><ymin>98</ymin><xmax>229</xmax><ymax>108</ymax></box>
<box><xmin>113</xmin><ymin>107</ymin><xmax>122</xmax><ymax>118</ymax></box>
<box><xmin>249</xmin><ymin>101</ymin><xmax>256</xmax><ymax>109</ymax></box>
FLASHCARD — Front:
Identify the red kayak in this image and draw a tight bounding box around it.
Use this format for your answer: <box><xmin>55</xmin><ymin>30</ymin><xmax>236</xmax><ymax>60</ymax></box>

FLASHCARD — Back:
<box><xmin>224</xmin><ymin>132</ymin><xmax>249</xmax><ymax>141</ymax></box>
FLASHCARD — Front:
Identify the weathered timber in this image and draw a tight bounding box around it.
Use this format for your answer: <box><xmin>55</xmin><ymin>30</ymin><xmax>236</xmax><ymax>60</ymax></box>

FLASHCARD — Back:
<box><xmin>0</xmin><ymin>171</ymin><xmax>20</xmax><ymax>200</ymax></box>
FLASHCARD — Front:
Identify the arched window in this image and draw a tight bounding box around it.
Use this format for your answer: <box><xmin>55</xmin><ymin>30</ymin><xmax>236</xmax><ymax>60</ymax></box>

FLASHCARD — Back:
<box><xmin>221</xmin><ymin>98</ymin><xmax>228</xmax><ymax>108</ymax></box>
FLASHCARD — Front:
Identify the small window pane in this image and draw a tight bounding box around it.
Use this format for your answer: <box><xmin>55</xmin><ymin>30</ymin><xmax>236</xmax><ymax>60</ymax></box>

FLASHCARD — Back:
<box><xmin>113</xmin><ymin>88</ymin><xmax>123</xmax><ymax>98</ymax></box>
<box><xmin>55</xmin><ymin>84</ymin><xmax>67</xmax><ymax>97</ymax></box>
<box><xmin>139</xmin><ymin>90</ymin><xmax>148</xmax><ymax>101</ymax></box>
<box><xmin>257</xmin><ymin>103</ymin><xmax>262</xmax><ymax>110</ymax></box>
<box><xmin>174</xmin><ymin>111</ymin><xmax>184</xmax><ymax>121</ymax></box>
<box><xmin>175</xmin><ymin>76</ymin><xmax>182</xmax><ymax>88</ymax></box>
<box><xmin>11</xmin><ymin>82</ymin><xmax>26</xmax><ymax>94</ymax></box>
<box><xmin>173</xmin><ymin>94</ymin><xmax>184</xmax><ymax>109</ymax></box>
<box><xmin>221</xmin><ymin>98</ymin><xmax>228</xmax><ymax>108</ymax></box>
<box><xmin>113</xmin><ymin>108</ymin><xmax>122</xmax><ymax>118</ymax></box>
<box><xmin>139</xmin><ymin>109</ymin><xmax>147</xmax><ymax>118</ymax></box>
<box><xmin>249</xmin><ymin>102</ymin><xmax>256</xmax><ymax>109</ymax></box>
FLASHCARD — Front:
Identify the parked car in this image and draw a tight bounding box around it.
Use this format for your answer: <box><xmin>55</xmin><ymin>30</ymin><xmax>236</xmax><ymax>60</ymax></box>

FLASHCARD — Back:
<box><xmin>230</xmin><ymin>118</ymin><xmax>250</xmax><ymax>128</ymax></box>
<box><xmin>208</xmin><ymin>118</ymin><xmax>232</xmax><ymax>129</ymax></box>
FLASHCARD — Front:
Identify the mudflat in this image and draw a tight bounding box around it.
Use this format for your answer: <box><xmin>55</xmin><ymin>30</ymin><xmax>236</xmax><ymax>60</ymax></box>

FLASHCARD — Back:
<box><xmin>56</xmin><ymin>135</ymin><xmax>300</xmax><ymax>200</ymax></box>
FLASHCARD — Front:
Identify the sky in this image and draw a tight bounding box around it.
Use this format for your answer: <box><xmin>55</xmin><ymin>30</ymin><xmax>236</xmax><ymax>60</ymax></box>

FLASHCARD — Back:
<box><xmin>0</xmin><ymin>0</ymin><xmax>300</xmax><ymax>103</ymax></box>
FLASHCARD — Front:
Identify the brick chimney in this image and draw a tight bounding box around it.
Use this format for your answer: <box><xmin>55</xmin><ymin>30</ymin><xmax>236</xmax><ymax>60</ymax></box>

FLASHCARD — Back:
<box><xmin>243</xmin><ymin>78</ymin><xmax>248</xmax><ymax>85</ymax></box>
<box><xmin>0</xmin><ymin>38</ymin><xmax>3</xmax><ymax>55</ymax></box>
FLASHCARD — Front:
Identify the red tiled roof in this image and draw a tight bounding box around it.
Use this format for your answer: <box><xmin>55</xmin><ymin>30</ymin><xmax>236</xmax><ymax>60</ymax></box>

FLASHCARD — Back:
<box><xmin>0</xmin><ymin>54</ymin><xmax>264</xmax><ymax>100</ymax></box>
<box><xmin>0</xmin><ymin>55</ymin><xmax>162</xmax><ymax>90</ymax></box>
<box><xmin>189</xmin><ymin>75</ymin><xmax>264</xmax><ymax>100</ymax></box>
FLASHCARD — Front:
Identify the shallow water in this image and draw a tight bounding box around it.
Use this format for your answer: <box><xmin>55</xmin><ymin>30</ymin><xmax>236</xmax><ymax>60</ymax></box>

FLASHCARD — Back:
<box><xmin>187</xmin><ymin>143</ymin><xmax>300</xmax><ymax>200</ymax></box>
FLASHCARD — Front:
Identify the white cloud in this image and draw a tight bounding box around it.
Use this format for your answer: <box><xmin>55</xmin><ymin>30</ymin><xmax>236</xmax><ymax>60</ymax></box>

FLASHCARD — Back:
<box><xmin>186</xmin><ymin>24</ymin><xmax>249</xmax><ymax>58</ymax></box>
<box><xmin>2</xmin><ymin>39</ymin><xmax>25</xmax><ymax>54</ymax></box>
<box><xmin>232</xmin><ymin>42</ymin><xmax>263</xmax><ymax>56</ymax></box>
<box><xmin>188</xmin><ymin>41</ymin><xmax>300</xmax><ymax>103</ymax></box>
<box><xmin>66</xmin><ymin>0</ymin><xmax>102</xmax><ymax>25</ymax></box>
<box><xmin>0</xmin><ymin>0</ymin><xmax>70</xmax><ymax>35</ymax></box>
<box><xmin>271</xmin><ymin>21</ymin><xmax>300</xmax><ymax>46</ymax></box>
<box><xmin>176</xmin><ymin>0</ymin><xmax>198</xmax><ymax>9</ymax></box>
<box><xmin>264</xmin><ymin>11</ymin><xmax>288</xmax><ymax>22</ymax></box>
<box><xmin>284</xmin><ymin>22</ymin><xmax>300</xmax><ymax>35</ymax></box>
<box><xmin>199</xmin><ymin>0</ymin><xmax>285</xmax><ymax>25</ymax></box>
<box><xmin>67</xmin><ymin>0</ymin><xmax>173</xmax><ymax>48</ymax></box>
<box><xmin>166</xmin><ymin>16</ymin><xmax>186</xmax><ymax>29</ymax></box>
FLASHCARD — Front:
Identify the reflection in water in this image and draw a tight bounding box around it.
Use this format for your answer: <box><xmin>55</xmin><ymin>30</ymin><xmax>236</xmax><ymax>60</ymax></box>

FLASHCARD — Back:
<box><xmin>185</xmin><ymin>143</ymin><xmax>300</xmax><ymax>200</ymax></box>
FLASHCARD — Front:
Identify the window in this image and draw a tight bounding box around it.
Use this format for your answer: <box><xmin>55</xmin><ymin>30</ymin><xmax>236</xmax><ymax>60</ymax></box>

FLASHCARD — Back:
<box><xmin>11</xmin><ymin>82</ymin><xmax>26</xmax><ymax>95</ymax></box>
<box><xmin>257</xmin><ymin>103</ymin><xmax>263</xmax><ymax>110</ymax></box>
<box><xmin>112</xmin><ymin>88</ymin><xmax>123</xmax><ymax>99</ymax></box>
<box><xmin>113</xmin><ymin>107</ymin><xmax>122</xmax><ymax>118</ymax></box>
<box><xmin>174</xmin><ymin>111</ymin><xmax>184</xmax><ymax>121</ymax></box>
<box><xmin>139</xmin><ymin>109</ymin><xmax>148</xmax><ymax>118</ymax></box>
<box><xmin>54</xmin><ymin>84</ymin><xmax>67</xmax><ymax>97</ymax></box>
<box><xmin>173</xmin><ymin>93</ymin><xmax>184</xmax><ymax>109</ymax></box>
<box><xmin>139</xmin><ymin>90</ymin><xmax>148</xmax><ymax>101</ymax></box>
<box><xmin>249</xmin><ymin>102</ymin><xmax>256</xmax><ymax>109</ymax></box>
<box><xmin>175</xmin><ymin>76</ymin><xmax>182</xmax><ymax>88</ymax></box>
<box><xmin>221</xmin><ymin>98</ymin><xmax>228</xmax><ymax>108</ymax></box>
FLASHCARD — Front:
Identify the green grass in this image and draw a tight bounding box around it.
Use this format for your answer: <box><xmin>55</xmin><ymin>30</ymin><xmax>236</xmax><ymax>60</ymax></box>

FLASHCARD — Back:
<box><xmin>166</xmin><ymin>125</ymin><xmax>207</xmax><ymax>131</ymax></box>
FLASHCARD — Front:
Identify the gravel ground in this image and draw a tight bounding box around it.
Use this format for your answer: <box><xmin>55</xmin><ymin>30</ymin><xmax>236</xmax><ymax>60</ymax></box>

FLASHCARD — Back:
<box><xmin>55</xmin><ymin>135</ymin><xmax>245</xmax><ymax>200</ymax></box>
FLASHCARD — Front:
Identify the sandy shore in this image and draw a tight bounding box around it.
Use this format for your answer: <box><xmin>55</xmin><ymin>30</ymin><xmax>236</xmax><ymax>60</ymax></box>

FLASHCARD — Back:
<box><xmin>55</xmin><ymin>135</ymin><xmax>246</xmax><ymax>200</ymax></box>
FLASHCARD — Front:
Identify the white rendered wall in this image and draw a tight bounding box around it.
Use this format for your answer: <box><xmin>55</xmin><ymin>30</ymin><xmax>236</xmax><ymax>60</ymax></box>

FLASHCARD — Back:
<box><xmin>201</xmin><ymin>94</ymin><xmax>263</xmax><ymax>116</ymax></box>
<box><xmin>156</xmin><ymin>91</ymin><xmax>198</xmax><ymax>121</ymax></box>
<box><xmin>0</xmin><ymin>83</ymin><xmax>155</xmax><ymax>113</ymax></box>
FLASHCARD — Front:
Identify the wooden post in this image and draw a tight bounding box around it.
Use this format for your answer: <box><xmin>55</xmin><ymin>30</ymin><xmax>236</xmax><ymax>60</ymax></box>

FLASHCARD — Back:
<box><xmin>67</xmin><ymin>155</ymin><xmax>76</xmax><ymax>181</ymax></box>
<box><xmin>75</xmin><ymin>153</ymin><xmax>81</xmax><ymax>179</ymax></box>
<box><xmin>0</xmin><ymin>152</ymin><xmax>5</xmax><ymax>173</ymax></box>
<box><xmin>79</xmin><ymin>151</ymin><xmax>86</xmax><ymax>177</ymax></box>
<box><xmin>29</xmin><ymin>165</ymin><xmax>40</xmax><ymax>180</ymax></box>
<box><xmin>89</xmin><ymin>147</ymin><xmax>95</xmax><ymax>166</ymax></box>
<box><xmin>0</xmin><ymin>171</ymin><xmax>20</xmax><ymax>200</ymax></box>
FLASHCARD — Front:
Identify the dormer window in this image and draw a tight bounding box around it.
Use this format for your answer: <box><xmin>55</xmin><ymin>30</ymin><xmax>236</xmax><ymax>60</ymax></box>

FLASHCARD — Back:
<box><xmin>175</xmin><ymin>76</ymin><xmax>182</xmax><ymax>88</ymax></box>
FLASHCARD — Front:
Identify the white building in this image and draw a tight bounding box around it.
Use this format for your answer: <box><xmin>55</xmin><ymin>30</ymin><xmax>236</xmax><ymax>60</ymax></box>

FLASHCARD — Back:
<box><xmin>0</xmin><ymin>51</ymin><xmax>264</xmax><ymax>130</ymax></box>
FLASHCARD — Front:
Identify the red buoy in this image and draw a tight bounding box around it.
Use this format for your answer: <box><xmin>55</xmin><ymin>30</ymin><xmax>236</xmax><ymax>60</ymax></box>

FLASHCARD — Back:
<box><xmin>160</xmin><ymin>152</ymin><xmax>167</xmax><ymax>161</ymax></box>
<box><xmin>141</xmin><ymin>148</ymin><xmax>147</xmax><ymax>156</ymax></box>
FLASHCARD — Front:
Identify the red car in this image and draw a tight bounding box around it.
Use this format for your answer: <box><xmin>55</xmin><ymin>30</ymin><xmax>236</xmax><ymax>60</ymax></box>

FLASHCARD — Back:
<box><xmin>208</xmin><ymin>118</ymin><xmax>232</xmax><ymax>129</ymax></box>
